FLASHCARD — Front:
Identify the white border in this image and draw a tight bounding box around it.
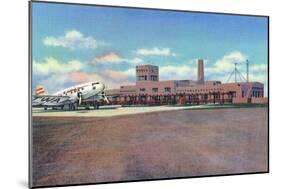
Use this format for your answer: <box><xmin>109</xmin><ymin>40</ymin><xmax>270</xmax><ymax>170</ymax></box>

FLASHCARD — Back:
<box><xmin>0</xmin><ymin>0</ymin><xmax>279</xmax><ymax>189</ymax></box>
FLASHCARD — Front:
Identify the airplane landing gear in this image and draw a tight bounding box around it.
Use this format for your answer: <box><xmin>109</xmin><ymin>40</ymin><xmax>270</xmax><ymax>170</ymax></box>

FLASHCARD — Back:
<box><xmin>70</xmin><ymin>103</ymin><xmax>78</xmax><ymax>110</ymax></box>
<box><xmin>93</xmin><ymin>102</ymin><xmax>100</xmax><ymax>109</ymax></box>
<box><xmin>85</xmin><ymin>104</ymin><xmax>90</xmax><ymax>110</ymax></box>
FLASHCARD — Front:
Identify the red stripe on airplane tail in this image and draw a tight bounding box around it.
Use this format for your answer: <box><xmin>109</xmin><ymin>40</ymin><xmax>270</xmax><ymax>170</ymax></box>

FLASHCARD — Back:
<box><xmin>36</xmin><ymin>90</ymin><xmax>45</xmax><ymax>95</ymax></box>
<box><xmin>36</xmin><ymin>88</ymin><xmax>44</xmax><ymax>91</ymax></box>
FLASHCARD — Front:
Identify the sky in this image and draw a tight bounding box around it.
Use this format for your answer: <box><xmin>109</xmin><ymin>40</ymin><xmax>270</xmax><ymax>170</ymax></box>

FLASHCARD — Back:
<box><xmin>32</xmin><ymin>2</ymin><xmax>268</xmax><ymax>95</ymax></box>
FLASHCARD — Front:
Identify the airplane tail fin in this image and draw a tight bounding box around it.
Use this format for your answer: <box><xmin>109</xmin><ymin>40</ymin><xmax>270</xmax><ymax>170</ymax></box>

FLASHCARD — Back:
<box><xmin>35</xmin><ymin>85</ymin><xmax>47</xmax><ymax>96</ymax></box>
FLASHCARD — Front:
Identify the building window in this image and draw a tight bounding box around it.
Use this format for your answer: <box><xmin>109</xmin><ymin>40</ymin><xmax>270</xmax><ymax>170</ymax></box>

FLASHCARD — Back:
<box><xmin>164</xmin><ymin>87</ymin><xmax>171</xmax><ymax>92</ymax></box>
<box><xmin>138</xmin><ymin>75</ymin><xmax>147</xmax><ymax>81</ymax></box>
<box><xmin>140</xmin><ymin>88</ymin><xmax>146</xmax><ymax>92</ymax></box>
<box><xmin>152</xmin><ymin>88</ymin><xmax>158</xmax><ymax>92</ymax></box>
<box><xmin>150</xmin><ymin>75</ymin><xmax>158</xmax><ymax>81</ymax></box>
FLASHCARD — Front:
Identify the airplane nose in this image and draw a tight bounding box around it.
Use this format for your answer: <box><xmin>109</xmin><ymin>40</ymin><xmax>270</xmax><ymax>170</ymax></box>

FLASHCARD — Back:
<box><xmin>101</xmin><ymin>84</ymin><xmax>105</xmax><ymax>90</ymax></box>
<box><xmin>95</xmin><ymin>84</ymin><xmax>105</xmax><ymax>91</ymax></box>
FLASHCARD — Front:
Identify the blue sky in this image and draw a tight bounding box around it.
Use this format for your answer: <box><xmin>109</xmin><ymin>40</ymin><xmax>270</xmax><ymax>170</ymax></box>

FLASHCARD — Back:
<box><xmin>32</xmin><ymin>2</ymin><xmax>268</xmax><ymax>94</ymax></box>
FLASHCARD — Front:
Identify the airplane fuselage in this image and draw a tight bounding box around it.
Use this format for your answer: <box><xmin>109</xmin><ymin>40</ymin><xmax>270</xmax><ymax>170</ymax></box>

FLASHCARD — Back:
<box><xmin>54</xmin><ymin>81</ymin><xmax>105</xmax><ymax>101</ymax></box>
<box><xmin>32</xmin><ymin>81</ymin><xmax>107</xmax><ymax>110</ymax></box>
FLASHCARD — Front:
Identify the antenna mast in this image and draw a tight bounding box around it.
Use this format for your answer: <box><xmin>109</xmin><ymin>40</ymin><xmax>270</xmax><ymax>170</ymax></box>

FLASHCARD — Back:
<box><xmin>226</xmin><ymin>62</ymin><xmax>247</xmax><ymax>83</ymax></box>
<box><xmin>246</xmin><ymin>59</ymin><xmax>249</xmax><ymax>82</ymax></box>
<box><xmin>234</xmin><ymin>62</ymin><xmax>238</xmax><ymax>83</ymax></box>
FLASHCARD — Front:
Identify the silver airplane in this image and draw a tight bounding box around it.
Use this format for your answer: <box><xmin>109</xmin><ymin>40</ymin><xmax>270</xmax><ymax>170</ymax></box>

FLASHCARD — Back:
<box><xmin>32</xmin><ymin>81</ymin><xmax>109</xmax><ymax>110</ymax></box>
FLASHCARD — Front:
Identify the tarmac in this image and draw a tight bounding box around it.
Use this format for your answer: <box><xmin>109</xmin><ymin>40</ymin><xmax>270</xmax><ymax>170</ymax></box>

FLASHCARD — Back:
<box><xmin>32</xmin><ymin>105</ymin><xmax>206</xmax><ymax>117</ymax></box>
<box><xmin>32</xmin><ymin>107</ymin><xmax>268</xmax><ymax>187</ymax></box>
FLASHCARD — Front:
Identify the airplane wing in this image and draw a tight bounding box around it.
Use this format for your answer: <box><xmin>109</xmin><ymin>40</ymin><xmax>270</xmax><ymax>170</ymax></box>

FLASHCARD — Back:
<box><xmin>32</xmin><ymin>95</ymin><xmax>71</xmax><ymax>107</ymax></box>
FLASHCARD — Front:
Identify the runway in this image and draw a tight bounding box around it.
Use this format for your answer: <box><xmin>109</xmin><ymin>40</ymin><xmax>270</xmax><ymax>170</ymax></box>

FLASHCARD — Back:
<box><xmin>32</xmin><ymin>103</ymin><xmax>266</xmax><ymax>117</ymax></box>
<box><xmin>32</xmin><ymin>105</ymin><xmax>205</xmax><ymax>117</ymax></box>
<box><xmin>32</xmin><ymin>107</ymin><xmax>268</xmax><ymax>187</ymax></box>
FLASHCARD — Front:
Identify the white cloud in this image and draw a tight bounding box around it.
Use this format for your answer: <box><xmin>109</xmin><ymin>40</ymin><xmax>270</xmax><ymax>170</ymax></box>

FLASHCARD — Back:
<box><xmin>39</xmin><ymin>74</ymin><xmax>70</xmax><ymax>94</ymax></box>
<box><xmin>204</xmin><ymin>52</ymin><xmax>268</xmax><ymax>93</ymax></box>
<box><xmin>125</xmin><ymin>57</ymin><xmax>143</xmax><ymax>65</ymax></box>
<box><xmin>123</xmin><ymin>68</ymin><xmax>136</xmax><ymax>77</ymax></box>
<box><xmin>205</xmin><ymin>51</ymin><xmax>248</xmax><ymax>76</ymax></box>
<box><xmin>43</xmin><ymin>30</ymin><xmax>104</xmax><ymax>50</ymax></box>
<box><xmin>159</xmin><ymin>64</ymin><xmax>196</xmax><ymax>80</ymax></box>
<box><xmin>33</xmin><ymin>57</ymin><xmax>82</xmax><ymax>75</ymax></box>
<box><xmin>33</xmin><ymin>56</ymin><xmax>138</xmax><ymax>93</ymax></box>
<box><xmin>251</xmin><ymin>63</ymin><xmax>268</xmax><ymax>73</ymax></box>
<box><xmin>249</xmin><ymin>73</ymin><xmax>267</xmax><ymax>83</ymax></box>
<box><xmin>136</xmin><ymin>47</ymin><xmax>176</xmax><ymax>56</ymax></box>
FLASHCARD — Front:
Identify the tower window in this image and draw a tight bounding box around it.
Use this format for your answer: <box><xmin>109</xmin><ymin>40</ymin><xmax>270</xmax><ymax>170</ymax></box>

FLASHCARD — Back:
<box><xmin>150</xmin><ymin>75</ymin><xmax>158</xmax><ymax>81</ymax></box>
<box><xmin>138</xmin><ymin>75</ymin><xmax>147</xmax><ymax>81</ymax></box>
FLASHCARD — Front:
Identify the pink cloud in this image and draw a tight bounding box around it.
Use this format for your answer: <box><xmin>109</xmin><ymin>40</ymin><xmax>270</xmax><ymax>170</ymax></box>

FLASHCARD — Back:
<box><xmin>103</xmin><ymin>70</ymin><xmax>128</xmax><ymax>82</ymax></box>
<box><xmin>68</xmin><ymin>72</ymin><xmax>103</xmax><ymax>83</ymax></box>
<box><xmin>92</xmin><ymin>52</ymin><xmax>122</xmax><ymax>64</ymax></box>
<box><xmin>67</xmin><ymin>71</ymin><xmax>134</xmax><ymax>89</ymax></box>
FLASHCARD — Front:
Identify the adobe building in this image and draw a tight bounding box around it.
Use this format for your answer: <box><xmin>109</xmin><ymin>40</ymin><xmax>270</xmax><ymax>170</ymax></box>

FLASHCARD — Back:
<box><xmin>105</xmin><ymin>59</ymin><xmax>268</xmax><ymax>105</ymax></box>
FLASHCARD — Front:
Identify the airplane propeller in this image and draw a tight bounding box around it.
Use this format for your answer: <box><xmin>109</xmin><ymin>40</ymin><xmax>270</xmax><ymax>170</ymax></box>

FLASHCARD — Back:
<box><xmin>77</xmin><ymin>92</ymin><xmax>82</xmax><ymax>105</ymax></box>
<box><xmin>104</xmin><ymin>94</ymin><xmax>109</xmax><ymax>104</ymax></box>
<box><xmin>79</xmin><ymin>95</ymin><xmax>82</xmax><ymax>105</ymax></box>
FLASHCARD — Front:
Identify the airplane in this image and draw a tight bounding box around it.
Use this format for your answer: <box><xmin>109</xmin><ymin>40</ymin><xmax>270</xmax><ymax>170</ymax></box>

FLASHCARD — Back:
<box><xmin>32</xmin><ymin>81</ymin><xmax>109</xmax><ymax>110</ymax></box>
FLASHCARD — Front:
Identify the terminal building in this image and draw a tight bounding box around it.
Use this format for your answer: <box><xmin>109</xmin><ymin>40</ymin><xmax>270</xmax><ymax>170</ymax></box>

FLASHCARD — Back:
<box><xmin>105</xmin><ymin>59</ymin><xmax>267</xmax><ymax>105</ymax></box>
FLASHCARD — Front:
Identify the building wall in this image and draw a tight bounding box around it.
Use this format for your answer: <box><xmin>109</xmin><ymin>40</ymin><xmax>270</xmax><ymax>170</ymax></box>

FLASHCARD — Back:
<box><xmin>120</xmin><ymin>85</ymin><xmax>137</xmax><ymax>95</ymax></box>
<box><xmin>105</xmin><ymin>88</ymin><xmax>120</xmax><ymax>96</ymax></box>
<box><xmin>136</xmin><ymin>80</ymin><xmax>176</xmax><ymax>95</ymax></box>
<box><xmin>105</xmin><ymin>62</ymin><xmax>266</xmax><ymax>105</ymax></box>
<box><xmin>176</xmin><ymin>82</ymin><xmax>223</xmax><ymax>94</ymax></box>
<box><xmin>252</xmin><ymin>97</ymin><xmax>268</xmax><ymax>103</ymax></box>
